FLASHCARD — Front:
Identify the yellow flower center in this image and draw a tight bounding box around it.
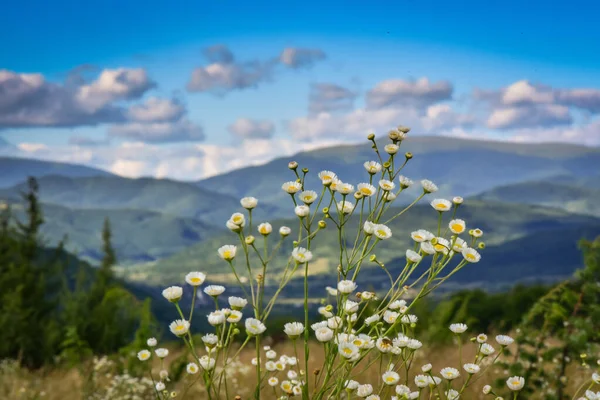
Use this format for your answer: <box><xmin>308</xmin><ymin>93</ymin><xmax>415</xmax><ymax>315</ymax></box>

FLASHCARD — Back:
<box><xmin>437</xmin><ymin>204</ymin><xmax>448</xmax><ymax>210</ymax></box>
<box><xmin>223</xmin><ymin>250</ymin><xmax>232</xmax><ymax>259</ymax></box>
<box><xmin>259</xmin><ymin>227</ymin><xmax>269</xmax><ymax>234</ymax></box>
<box><xmin>304</xmin><ymin>195</ymin><xmax>313</xmax><ymax>201</ymax></box>
<box><xmin>343</xmin><ymin>348</ymin><xmax>353</xmax><ymax>355</ymax></box>
<box><xmin>377</xmin><ymin>229</ymin><xmax>386</xmax><ymax>236</ymax></box>
<box><xmin>451</xmin><ymin>223</ymin><xmax>464</xmax><ymax>232</ymax></box>
<box><xmin>435</xmin><ymin>244</ymin><xmax>445</xmax><ymax>251</ymax></box>
<box><xmin>386</xmin><ymin>377</ymin><xmax>395</xmax><ymax>383</ymax></box>
<box><xmin>175</xmin><ymin>325</ymin><xmax>185</xmax><ymax>332</ymax></box>
<box><xmin>466</xmin><ymin>253</ymin><xmax>476</xmax><ymax>261</ymax></box>
<box><xmin>190</xmin><ymin>277</ymin><xmax>201</xmax><ymax>283</ymax></box>
<box><xmin>353</xmin><ymin>340</ymin><xmax>362</xmax><ymax>346</ymax></box>
<box><xmin>414</xmin><ymin>234</ymin><xmax>422</xmax><ymax>240</ymax></box>
<box><xmin>360</xmin><ymin>188</ymin><xmax>372</xmax><ymax>195</ymax></box>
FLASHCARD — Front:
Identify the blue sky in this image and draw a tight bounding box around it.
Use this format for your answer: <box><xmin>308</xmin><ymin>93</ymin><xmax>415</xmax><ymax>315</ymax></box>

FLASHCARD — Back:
<box><xmin>1</xmin><ymin>0</ymin><xmax>599</xmax><ymax>179</ymax></box>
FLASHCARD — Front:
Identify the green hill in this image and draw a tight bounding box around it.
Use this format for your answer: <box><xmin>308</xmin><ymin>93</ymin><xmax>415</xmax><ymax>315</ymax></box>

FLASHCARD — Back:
<box><xmin>124</xmin><ymin>200</ymin><xmax>600</xmax><ymax>287</ymax></box>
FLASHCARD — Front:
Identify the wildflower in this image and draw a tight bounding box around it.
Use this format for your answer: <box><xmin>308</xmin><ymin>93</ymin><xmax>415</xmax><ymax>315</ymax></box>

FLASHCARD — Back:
<box><xmin>374</xmin><ymin>224</ymin><xmax>392</xmax><ymax>239</ymax></box>
<box><xmin>379</xmin><ymin>179</ymin><xmax>395</xmax><ymax>191</ymax></box>
<box><xmin>415</xmin><ymin>375</ymin><xmax>429</xmax><ymax>388</ymax></box>
<box><xmin>345</xmin><ymin>380</ymin><xmax>359</xmax><ymax>390</ymax></box>
<box><xmin>199</xmin><ymin>356</ymin><xmax>216</xmax><ymax>370</ymax></box>
<box><xmin>411</xmin><ymin>229</ymin><xmax>434</xmax><ymax>242</ymax></box>
<box><xmin>327</xmin><ymin>316</ymin><xmax>343</xmax><ymax>329</ymax></box>
<box><xmin>230</xmin><ymin>212</ymin><xmax>245</xmax><ymax>226</ymax></box>
<box><xmin>477</xmin><ymin>333</ymin><xmax>488</xmax><ymax>343</ymax></box>
<box><xmin>268</xmin><ymin>377</ymin><xmax>279</xmax><ymax>386</ymax></box>
<box><xmin>280</xmin><ymin>226</ymin><xmax>291</xmax><ymax>236</ymax></box>
<box><xmin>364</xmin><ymin>161</ymin><xmax>382</xmax><ymax>174</ymax></box>
<box><xmin>245</xmin><ymin>318</ymin><xmax>266</xmax><ymax>335</ymax></box>
<box><xmin>449</xmin><ymin>323</ymin><xmax>468</xmax><ymax>334</ymax></box>
<box><xmin>433</xmin><ymin>237</ymin><xmax>450</xmax><ymax>254</ymax></box>
<box><xmin>294</xmin><ymin>205</ymin><xmax>310</xmax><ymax>218</ymax></box>
<box><xmin>337</xmin><ymin>200</ymin><xmax>355</xmax><ymax>214</ymax></box>
<box><xmin>449</xmin><ymin>219</ymin><xmax>466</xmax><ymax>234</ymax></box>
<box><xmin>338</xmin><ymin>280</ymin><xmax>357</xmax><ymax>294</ymax></box>
<box><xmin>185</xmin><ymin>272</ymin><xmax>206</xmax><ymax>286</ymax></box>
<box><xmin>431</xmin><ymin>199</ymin><xmax>452</xmax><ymax>212</ymax></box>
<box><xmin>318</xmin><ymin>170</ymin><xmax>337</xmax><ymax>186</ymax></box>
<box><xmin>383</xmin><ymin>191</ymin><xmax>396</xmax><ymax>202</ymax></box>
<box><xmin>364</xmin><ymin>314</ymin><xmax>380</xmax><ymax>326</ymax></box>
<box><xmin>357</xmin><ymin>383</ymin><xmax>373</xmax><ymax>397</ymax></box>
<box><xmin>208</xmin><ymin>311</ymin><xmax>225</xmax><ymax>326</ymax></box>
<box><xmin>338</xmin><ymin>342</ymin><xmax>359</xmax><ymax>359</ymax></box>
<box><xmin>292</xmin><ymin>247</ymin><xmax>313</xmax><ymax>263</ymax></box>
<box><xmin>218</xmin><ymin>245</ymin><xmax>237</xmax><ymax>261</ymax></box>
<box><xmin>363</xmin><ymin>221</ymin><xmax>376</xmax><ymax>235</ymax></box>
<box><xmin>137</xmin><ymin>350</ymin><xmax>151</xmax><ymax>361</ymax></box>
<box><xmin>480</xmin><ymin>343</ymin><xmax>495</xmax><ymax>355</ymax></box>
<box><xmin>186</xmin><ymin>363</ymin><xmax>199</xmax><ymax>374</ymax></box>
<box><xmin>147</xmin><ymin>338</ymin><xmax>157</xmax><ymax>347</ymax></box>
<box><xmin>201</xmin><ymin>334</ymin><xmax>218</xmax><ymax>348</ymax></box>
<box><xmin>395</xmin><ymin>385</ymin><xmax>410</xmax><ymax>396</ymax></box>
<box><xmin>204</xmin><ymin>285</ymin><xmax>225</xmax><ymax>297</ymax></box>
<box><xmin>315</xmin><ymin>327</ymin><xmax>334</xmax><ymax>342</ymax></box>
<box><xmin>593</xmin><ymin>373</ymin><xmax>600</xmax><ymax>384</ymax></box>
<box><xmin>398</xmin><ymin>125</ymin><xmax>410</xmax><ymax>133</ymax></box>
<box><xmin>496</xmin><ymin>335</ymin><xmax>514</xmax><ymax>346</ymax></box>
<box><xmin>284</xmin><ymin>322</ymin><xmax>304</xmax><ymax>339</ymax></box>
<box><xmin>281</xmin><ymin>380</ymin><xmax>293</xmax><ymax>393</ymax></box>
<box><xmin>421</xmin><ymin>179</ymin><xmax>438</xmax><ymax>193</ymax></box>
<box><xmin>282</xmin><ymin>181</ymin><xmax>302</xmax><ymax>194</ymax></box>
<box><xmin>156</xmin><ymin>382</ymin><xmax>166</xmax><ymax>391</ymax></box>
<box><xmin>446</xmin><ymin>389</ymin><xmax>460</xmax><ymax>400</ymax></box>
<box><xmin>472</xmin><ymin>228</ymin><xmax>483</xmax><ymax>237</ymax></box>
<box><xmin>453</xmin><ymin>196</ymin><xmax>464</xmax><ymax>205</ymax></box>
<box><xmin>155</xmin><ymin>348</ymin><xmax>169</xmax><ymax>358</ymax></box>
<box><xmin>399</xmin><ymin>175</ymin><xmax>413</xmax><ymax>189</ymax></box>
<box><xmin>344</xmin><ymin>300</ymin><xmax>359</xmax><ymax>314</ymax></box>
<box><xmin>422</xmin><ymin>363</ymin><xmax>432</xmax><ymax>373</ymax></box>
<box><xmin>406</xmin><ymin>249</ymin><xmax>422</xmax><ymax>263</ymax></box>
<box><xmin>483</xmin><ymin>385</ymin><xmax>492</xmax><ymax>394</ymax></box>
<box><xmin>266</xmin><ymin>349</ymin><xmax>277</xmax><ymax>359</ymax></box>
<box><xmin>365</xmin><ymin>395</ymin><xmax>380</xmax><ymax>400</ymax></box>
<box><xmin>440</xmin><ymin>367</ymin><xmax>460</xmax><ymax>380</ymax></box>
<box><xmin>258</xmin><ymin>222</ymin><xmax>272</xmax><ymax>235</ymax></box>
<box><xmin>506</xmin><ymin>376</ymin><xmax>525</xmax><ymax>391</ymax></box>
<box><xmin>401</xmin><ymin>314</ymin><xmax>418</xmax><ymax>325</ymax></box>
<box><xmin>162</xmin><ymin>286</ymin><xmax>183</xmax><ymax>303</ymax></box>
<box><xmin>408</xmin><ymin>339</ymin><xmax>422</xmax><ymax>350</ymax></box>
<box><xmin>384</xmin><ymin>144</ymin><xmax>399</xmax><ymax>154</ymax></box>
<box><xmin>462</xmin><ymin>247</ymin><xmax>481</xmax><ymax>263</ymax></box>
<box><xmin>337</xmin><ymin>182</ymin><xmax>355</xmax><ymax>195</ymax></box>
<box><xmin>452</xmin><ymin>237</ymin><xmax>467</xmax><ymax>252</ymax></box>
<box><xmin>227</xmin><ymin>310</ymin><xmax>242</xmax><ymax>323</ymax></box>
<box><xmin>240</xmin><ymin>197</ymin><xmax>258</xmax><ymax>209</ymax></box>
<box><xmin>463</xmin><ymin>363</ymin><xmax>480</xmax><ymax>374</ymax></box>
<box><xmin>169</xmin><ymin>319</ymin><xmax>190</xmax><ymax>337</ymax></box>
<box><xmin>421</xmin><ymin>242</ymin><xmax>435</xmax><ymax>255</ymax></box>
<box><xmin>383</xmin><ymin>310</ymin><xmax>399</xmax><ymax>324</ymax></box>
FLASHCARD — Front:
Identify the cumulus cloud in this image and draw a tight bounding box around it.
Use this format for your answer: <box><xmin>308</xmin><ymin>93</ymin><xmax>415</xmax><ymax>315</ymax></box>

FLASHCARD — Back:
<box><xmin>0</xmin><ymin>68</ymin><xmax>155</xmax><ymax>128</ymax></box>
<box><xmin>422</xmin><ymin>104</ymin><xmax>476</xmax><ymax>131</ymax></box>
<box><xmin>187</xmin><ymin>45</ymin><xmax>326</xmax><ymax>95</ymax></box>
<box><xmin>68</xmin><ymin>136</ymin><xmax>110</xmax><ymax>147</ymax></box>
<box><xmin>126</xmin><ymin>97</ymin><xmax>186</xmax><ymax>122</ymax></box>
<box><xmin>227</xmin><ymin>118</ymin><xmax>275</xmax><ymax>140</ymax></box>
<box><xmin>487</xmin><ymin>104</ymin><xmax>572</xmax><ymax>129</ymax></box>
<box><xmin>309</xmin><ymin>83</ymin><xmax>357</xmax><ymax>114</ymax></box>
<box><xmin>108</xmin><ymin>118</ymin><xmax>205</xmax><ymax>143</ymax></box>
<box><xmin>508</xmin><ymin>119</ymin><xmax>600</xmax><ymax>145</ymax></box>
<box><xmin>280</xmin><ymin>48</ymin><xmax>326</xmax><ymax>69</ymax></box>
<box><xmin>366</xmin><ymin>77</ymin><xmax>453</xmax><ymax>110</ymax></box>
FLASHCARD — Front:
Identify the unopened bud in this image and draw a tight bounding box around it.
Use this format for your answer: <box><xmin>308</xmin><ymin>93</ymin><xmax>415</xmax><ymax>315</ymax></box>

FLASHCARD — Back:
<box><xmin>478</xmin><ymin>242</ymin><xmax>486</xmax><ymax>249</ymax></box>
<box><xmin>288</xmin><ymin>161</ymin><xmax>298</xmax><ymax>170</ymax></box>
<box><xmin>293</xmin><ymin>241</ymin><xmax>299</xmax><ymax>246</ymax></box>
<box><xmin>313</xmin><ymin>369</ymin><xmax>321</xmax><ymax>376</ymax></box>
<box><xmin>430</xmin><ymin>237</ymin><xmax>438</xmax><ymax>245</ymax></box>
<box><xmin>369</xmin><ymin>254</ymin><xmax>377</xmax><ymax>262</ymax></box>
<box><xmin>398</xmin><ymin>125</ymin><xmax>411</xmax><ymax>133</ymax></box>
<box><xmin>245</xmin><ymin>235</ymin><xmax>255</xmax><ymax>245</ymax></box>
<box><xmin>354</xmin><ymin>191</ymin><xmax>363</xmax><ymax>200</ymax></box>
<box><xmin>405</xmin><ymin>152</ymin><xmax>413</xmax><ymax>159</ymax></box>
<box><xmin>302</xmin><ymin>167</ymin><xmax>309</xmax><ymax>174</ymax></box>
<box><xmin>383</xmin><ymin>161</ymin><xmax>391</xmax><ymax>169</ymax></box>
<box><xmin>367</xmin><ymin>133</ymin><xmax>375</xmax><ymax>140</ymax></box>
<box><xmin>322</xmin><ymin>207</ymin><xmax>329</xmax><ymax>214</ymax></box>
<box><xmin>318</xmin><ymin>220</ymin><xmax>326</xmax><ymax>229</ymax></box>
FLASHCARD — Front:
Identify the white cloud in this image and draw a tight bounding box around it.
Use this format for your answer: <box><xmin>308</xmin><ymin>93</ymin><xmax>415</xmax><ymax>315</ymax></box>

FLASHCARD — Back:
<box><xmin>487</xmin><ymin>104</ymin><xmax>572</xmax><ymax>129</ymax></box>
<box><xmin>127</xmin><ymin>97</ymin><xmax>185</xmax><ymax>122</ymax></box>
<box><xmin>108</xmin><ymin>118</ymin><xmax>205</xmax><ymax>143</ymax></box>
<box><xmin>366</xmin><ymin>77</ymin><xmax>453</xmax><ymax>109</ymax></box>
<box><xmin>280</xmin><ymin>48</ymin><xmax>326</xmax><ymax>69</ymax></box>
<box><xmin>227</xmin><ymin>118</ymin><xmax>275</xmax><ymax>139</ymax></box>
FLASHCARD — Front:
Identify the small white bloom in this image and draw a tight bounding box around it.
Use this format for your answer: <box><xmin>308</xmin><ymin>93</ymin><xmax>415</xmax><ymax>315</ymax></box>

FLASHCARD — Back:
<box><xmin>496</xmin><ymin>335</ymin><xmax>514</xmax><ymax>346</ymax></box>
<box><xmin>199</xmin><ymin>356</ymin><xmax>216</xmax><ymax>370</ymax></box>
<box><xmin>363</xmin><ymin>221</ymin><xmax>376</xmax><ymax>235</ymax></box>
<box><xmin>383</xmin><ymin>310</ymin><xmax>399</xmax><ymax>324</ymax></box>
<box><xmin>228</xmin><ymin>296</ymin><xmax>248</xmax><ymax>310</ymax></box>
<box><xmin>472</xmin><ymin>228</ymin><xmax>483</xmax><ymax>237</ymax></box>
<box><xmin>345</xmin><ymin>380</ymin><xmax>359</xmax><ymax>390</ymax></box>
<box><xmin>411</xmin><ymin>229</ymin><xmax>434</xmax><ymax>242</ymax></box>
<box><xmin>162</xmin><ymin>286</ymin><xmax>183</xmax><ymax>302</ymax></box>
<box><xmin>395</xmin><ymin>384</ymin><xmax>410</xmax><ymax>395</ymax></box>
<box><xmin>298</xmin><ymin>190</ymin><xmax>318</xmax><ymax>205</ymax></box>
<box><xmin>294</xmin><ymin>205</ymin><xmax>310</xmax><ymax>217</ymax></box>
<box><xmin>155</xmin><ymin>382</ymin><xmax>165</xmax><ymax>391</ymax></box>
<box><xmin>230</xmin><ymin>212</ymin><xmax>245</xmax><ymax>226</ymax></box>
<box><xmin>421</xmin><ymin>179</ymin><xmax>438</xmax><ymax>193</ymax></box>
<box><xmin>378</xmin><ymin>179</ymin><xmax>395</xmax><ymax>191</ymax></box>
<box><xmin>266</xmin><ymin>349</ymin><xmax>277</xmax><ymax>359</ymax></box>
<box><xmin>318</xmin><ymin>306</ymin><xmax>334</xmax><ymax>318</ymax></box>
<box><xmin>137</xmin><ymin>350</ymin><xmax>151</xmax><ymax>361</ymax></box>
<box><xmin>462</xmin><ymin>247</ymin><xmax>481</xmax><ymax>263</ymax></box>
<box><xmin>284</xmin><ymin>322</ymin><xmax>304</xmax><ymax>339</ymax></box>
<box><xmin>338</xmin><ymin>342</ymin><xmax>359</xmax><ymax>359</ymax></box>
<box><xmin>357</xmin><ymin>183</ymin><xmax>376</xmax><ymax>197</ymax></box>
<box><xmin>227</xmin><ymin>310</ymin><xmax>242</xmax><ymax>323</ymax></box>
<box><xmin>406</xmin><ymin>249</ymin><xmax>422</xmax><ymax>263</ymax></box>
<box><xmin>374</xmin><ymin>224</ymin><xmax>392</xmax><ymax>240</ymax></box>
<box><xmin>292</xmin><ymin>247</ymin><xmax>313</xmax><ymax>263</ymax></box>
<box><xmin>282</xmin><ymin>181</ymin><xmax>302</xmax><ymax>194</ymax></box>
<box><xmin>185</xmin><ymin>271</ymin><xmax>206</xmax><ymax>286</ymax></box>
<box><xmin>258</xmin><ymin>222</ymin><xmax>272</xmax><ymax>235</ymax></box>
<box><xmin>483</xmin><ymin>385</ymin><xmax>492</xmax><ymax>394</ymax></box>
<box><xmin>384</xmin><ymin>143</ymin><xmax>399</xmax><ymax>154</ymax></box>
<box><xmin>146</xmin><ymin>338</ymin><xmax>157</xmax><ymax>347</ymax></box>
<box><xmin>169</xmin><ymin>319</ymin><xmax>190</xmax><ymax>337</ymax></box>
<box><xmin>449</xmin><ymin>323</ymin><xmax>468</xmax><ymax>334</ymax></box>
<box><xmin>336</xmin><ymin>200</ymin><xmax>355</xmax><ymax>214</ymax></box>
<box><xmin>344</xmin><ymin>300</ymin><xmax>359</xmax><ymax>314</ymax></box>
<box><xmin>318</xmin><ymin>170</ymin><xmax>337</xmax><ymax>185</ymax></box>
<box><xmin>446</xmin><ymin>389</ymin><xmax>460</xmax><ymax>400</ymax></box>
<box><xmin>431</xmin><ymin>199</ymin><xmax>452</xmax><ymax>212</ymax></box>
<box><xmin>506</xmin><ymin>376</ymin><xmax>525</xmax><ymax>391</ymax></box>
<box><xmin>218</xmin><ymin>245</ymin><xmax>237</xmax><ymax>261</ymax></box>
<box><xmin>421</xmin><ymin>363</ymin><xmax>432</xmax><ymax>373</ymax></box>
<box><xmin>337</xmin><ymin>280</ymin><xmax>357</xmax><ymax>294</ymax></box>
<box><xmin>240</xmin><ymin>196</ymin><xmax>258</xmax><ymax>209</ymax></box>
<box><xmin>382</xmin><ymin>370</ymin><xmax>400</xmax><ymax>385</ymax></box>
<box><xmin>204</xmin><ymin>285</ymin><xmax>225</xmax><ymax>297</ymax></box>
<box><xmin>315</xmin><ymin>327</ymin><xmax>334</xmax><ymax>342</ymax></box>
<box><xmin>463</xmin><ymin>363</ymin><xmax>480</xmax><ymax>374</ymax></box>
<box><xmin>155</xmin><ymin>348</ymin><xmax>169</xmax><ymax>358</ymax></box>
<box><xmin>337</xmin><ymin>182</ymin><xmax>355</xmax><ymax>195</ymax></box>
<box><xmin>201</xmin><ymin>333</ymin><xmax>218</xmax><ymax>347</ymax></box>
<box><xmin>364</xmin><ymin>161</ymin><xmax>382</xmax><ymax>174</ymax></box>
<box><xmin>279</xmin><ymin>226</ymin><xmax>291</xmax><ymax>236</ymax></box>
<box><xmin>480</xmin><ymin>343</ymin><xmax>495</xmax><ymax>355</ymax></box>
<box><xmin>452</xmin><ymin>237</ymin><xmax>467</xmax><ymax>252</ymax></box>
<box><xmin>453</xmin><ymin>196</ymin><xmax>464</xmax><ymax>205</ymax></box>
<box><xmin>207</xmin><ymin>311</ymin><xmax>225</xmax><ymax>326</ymax></box>
<box><xmin>433</xmin><ymin>237</ymin><xmax>450</xmax><ymax>254</ymax></box>
<box><xmin>186</xmin><ymin>362</ymin><xmax>199</xmax><ymax>374</ymax></box>
<box><xmin>399</xmin><ymin>175</ymin><xmax>413</xmax><ymax>188</ymax></box>
<box><xmin>357</xmin><ymin>383</ymin><xmax>373</xmax><ymax>397</ymax></box>
<box><xmin>449</xmin><ymin>219</ymin><xmax>466</xmax><ymax>234</ymax></box>
<box><xmin>477</xmin><ymin>333</ymin><xmax>488</xmax><ymax>343</ymax></box>
<box><xmin>415</xmin><ymin>374</ymin><xmax>429</xmax><ymax>388</ymax></box>
<box><xmin>408</xmin><ymin>339</ymin><xmax>422</xmax><ymax>350</ymax></box>
<box><xmin>245</xmin><ymin>318</ymin><xmax>266</xmax><ymax>335</ymax></box>
<box><xmin>364</xmin><ymin>314</ymin><xmax>380</xmax><ymax>326</ymax></box>
<box><xmin>268</xmin><ymin>377</ymin><xmax>279</xmax><ymax>387</ymax></box>
<box><xmin>421</xmin><ymin>241</ymin><xmax>435</xmax><ymax>255</ymax></box>
<box><xmin>440</xmin><ymin>367</ymin><xmax>460</xmax><ymax>380</ymax></box>
<box><xmin>226</xmin><ymin>219</ymin><xmax>240</xmax><ymax>231</ymax></box>
<box><xmin>327</xmin><ymin>316</ymin><xmax>343</xmax><ymax>329</ymax></box>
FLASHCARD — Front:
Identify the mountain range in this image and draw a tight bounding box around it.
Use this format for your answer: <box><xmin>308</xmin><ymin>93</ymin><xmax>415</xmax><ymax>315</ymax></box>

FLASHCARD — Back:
<box><xmin>2</xmin><ymin>136</ymin><xmax>600</xmax><ymax>289</ymax></box>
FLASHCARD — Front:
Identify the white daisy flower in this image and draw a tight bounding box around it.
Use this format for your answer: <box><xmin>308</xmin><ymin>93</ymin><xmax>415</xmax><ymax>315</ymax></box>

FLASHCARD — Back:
<box><xmin>338</xmin><ymin>342</ymin><xmax>359</xmax><ymax>359</ymax></box>
<box><xmin>363</xmin><ymin>221</ymin><xmax>376</xmax><ymax>235</ymax></box>
<box><xmin>453</xmin><ymin>196</ymin><xmax>464</xmax><ymax>205</ymax></box>
<box><xmin>415</xmin><ymin>374</ymin><xmax>429</xmax><ymax>388</ymax></box>
<box><xmin>283</xmin><ymin>322</ymin><xmax>304</xmax><ymax>339</ymax></box>
<box><xmin>337</xmin><ymin>182</ymin><xmax>355</xmax><ymax>195</ymax></box>
<box><xmin>155</xmin><ymin>348</ymin><xmax>168</xmax><ymax>358</ymax></box>
<box><xmin>431</xmin><ymin>199</ymin><xmax>452</xmax><ymax>212</ymax></box>
<box><xmin>357</xmin><ymin>383</ymin><xmax>373</xmax><ymax>397</ymax></box>
<box><xmin>240</xmin><ymin>197</ymin><xmax>258</xmax><ymax>209</ymax></box>
<box><xmin>186</xmin><ymin>362</ymin><xmax>199</xmax><ymax>374</ymax></box>
<box><xmin>364</xmin><ymin>314</ymin><xmax>380</xmax><ymax>326</ymax></box>
<box><xmin>268</xmin><ymin>377</ymin><xmax>279</xmax><ymax>387</ymax></box>
<box><xmin>311</xmin><ymin>321</ymin><xmax>328</xmax><ymax>330</ymax></box>
<box><xmin>162</xmin><ymin>286</ymin><xmax>183</xmax><ymax>303</ymax></box>
<box><xmin>388</xmin><ymin>299</ymin><xmax>407</xmax><ymax>310</ymax></box>
<box><xmin>325</xmin><ymin>286</ymin><xmax>338</xmax><ymax>296</ymax></box>
<box><xmin>433</xmin><ymin>237</ymin><xmax>450</xmax><ymax>254</ymax></box>
<box><xmin>279</xmin><ymin>226</ymin><xmax>291</xmax><ymax>236</ymax></box>
<box><xmin>318</xmin><ymin>306</ymin><xmax>333</xmax><ymax>318</ymax></box>
<box><xmin>298</xmin><ymin>190</ymin><xmax>317</xmax><ymax>205</ymax></box>
<box><xmin>282</xmin><ymin>181</ymin><xmax>302</xmax><ymax>194</ymax></box>
<box><xmin>381</xmin><ymin>370</ymin><xmax>400</xmax><ymax>385</ymax></box>
<box><xmin>227</xmin><ymin>310</ymin><xmax>242</xmax><ymax>323</ymax></box>
<box><xmin>462</xmin><ymin>247</ymin><xmax>481</xmax><ymax>263</ymax></box>
<box><xmin>155</xmin><ymin>382</ymin><xmax>165</xmax><ymax>391</ymax></box>
<box><xmin>204</xmin><ymin>285</ymin><xmax>225</xmax><ymax>297</ymax></box>
<box><xmin>506</xmin><ymin>376</ymin><xmax>525</xmax><ymax>391</ymax></box>
<box><xmin>496</xmin><ymin>335</ymin><xmax>514</xmax><ymax>346</ymax></box>
<box><xmin>199</xmin><ymin>356</ymin><xmax>216</xmax><ymax>370</ymax></box>
<box><xmin>449</xmin><ymin>219</ymin><xmax>466</xmax><ymax>234</ymax></box>
<box><xmin>185</xmin><ymin>272</ymin><xmax>206</xmax><ymax>287</ymax></box>
<box><xmin>463</xmin><ymin>363</ymin><xmax>480</xmax><ymax>374</ymax></box>
<box><xmin>399</xmin><ymin>175</ymin><xmax>413</xmax><ymax>188</ymax></box>
<box><xmin>396</xmin><ymin>384</ymin><xmax>410</xmax><ymax>395</ymax></box>
<box><xmin>245</xmin><ymin>318</ymin><xmax>266</xmax><ymax>335</ymax></box>
<box><xmin>411</xmin><ymin>229</ymin><xmax>434</xmax><ymax>242</ymax></box>
<box><xmin>398</xmin><ymin>125</ymin><xmax>410</xmax><ymax>134</ymax></box>
<box><xmin>344</xmin><ymin>300</ymin><xmax>359</xmax><ymax>314</ymax></box>
<box><xmin>337</xmin><ymin>280</ymin><xmax>357</xmax><ymax>294</ymax></box>
<box><xmin>169</xmin><ymin>319</ymin><xmax>190</xmax><ymax>337</ymax></box>
<box><xmin>137</xmin><ymin>350</ymin><xmax>151</xmax><ymax>361</ymax></box>
<box><xmin>421</xmin><ymin>363</ymin><xmax>432</xmax><ymax>372</ymax></box>
<box><xmin>207</xmin><ymin>311</ymin><xmax>225</xmax><ymax>326</ymax></box>
<box><xmin>452</xmin><ymin>237</ymin><xmax>467</xmax><ymax>252</ymax></box>
<box><xmin>318</xmin><ymin>170</ymin><xmax>337</xmax><ymax>186</ymax></box>
<box><xmin>315</xmin><ymin>327</ymin><xmax>334</xmax><ymax>342</ymax></box>
<box><xmin>357</xmin><ymin>183</ymin><xmax>376</xmax><ymax>197</ymax></box>
<box><xmin>337</xmin><ymin>200</ymin><xmax>355</xmax><ymax>214</ymax></box>
<box><xmin>449</xmin><ymin>323</ymin><xmax>468</xmax><ymax>333</ymax></box>
<box><xmin>374</xmin><ymin>224</ymin><xmax>392</xmax><ymax>240</ymax></box>
<box><xmin>480</xmin><ymin>343</ymin><xmax>495</xmax><ymax>355</ymax></box>
<box><xmin>258</xmin><ymin>222</ymin><xmax>272</xmax><ymax>235</ymax></box>
<box><xmin>218</xmin><ymin>245</ymin><xmax>237</xmax><ymax>261</ymax></box>
<box><xmin>378</xmin><ymin>179</ymin><xmax>395</xmax><ymax>191</ymax></box>
<box><xmin>280</xmin><ymin>380</ymin><xmax>293</xmax><ymax>393</ymax></box>
<box><xmin>383</xmin><ymin>191</ymin><xmax>396</xmax><ymax>202</ymax></box>
<box><xmin>477</xmin><ymin>333</ymin><xmax>488</xmax><ymax>343</ymax></box>
<box><xmin>472</xmin><ymin>228</ymin><xmax>483</xmax><ymax>237</ymax></box>
<box><xmin>226</xmin><ymin>219</ymin><xmax>241</xmax><ymax>232</ymax></box>
<box><xmin>440</xmin><ymin>367</ymin><xmax>460</xmax><ymax>380</ymax></box>
<box><xmin>384</xmin><ymin>144</ymin><xmax>399</xmax><ymax>154</ymax></box>
<box><xmin>292</xmin><ymin>247</ymin><xmax>313</xmax><ymax>263</ymax></box>
<box><xmin>446</xmin><ymin>389</ymin><xmax>460</xmax><ymax>400</ymax></box>
<box><xmin>401</xmin><ymin>314</ymin><xmax>418</xmax><ymax>324</ymax></box>
<box><xmin>364</xmin><ymin>161</ymin><xmax>382</xmax><ymax>174</ymax></box>
<box><xmin>228</xmin><ymin>296</ymin><xmax>247</xmax><ymax>310</ymax></box>
<box><xmin>406</xmin><ymin>249</ymin><xmax>422</xmax><ymax>263</ymax></box>
<box><xmin>230</xmin><ymin>212</ymin><xmax>245</xmax><ymax>226</ymax></box>
<box><xmin>327</xmin><ymin>316</ymin><xmax>343</xmax><ymax>329</ymax></box>
<box><xmin>421</xmin><ymin>242</ymin><xmax>435</xmax><ymax>255</ymax></box>
<box><xmin>483</xmin><ymin>385</ymin><xmax>492</xmax><ymax>394</ymax></box>
<box><xmin>294</xmin><ymin>205</ymin><xmax>310</xmax><ymax>218</ymax></box>
<box><xmin>421</xmin><ymin>179</ymin><xmax>438</xmax><ymax>193</ymax></box>
<box><xmin>383</xmin><ymin>310</ymin><xmax>399</xmax><ymax>324</ymax></box>
<box><xmin>201</xmin><ymin>334</ymin><xmax>218</xmax><ymax>347</ymax></box>
<box><xmin>345</xmin><ymin>380</ymin><xmax>359</xmax><ymax>390</ymax></box>
<box><xmin>408</xmin><ymin>339</ymin><xmax>422</xmax><ymax>350</ymax></box>
<box><xmin>146</xmin><ymin>338</ymin><xmax>157</xmax><ymax>347</ymax></box>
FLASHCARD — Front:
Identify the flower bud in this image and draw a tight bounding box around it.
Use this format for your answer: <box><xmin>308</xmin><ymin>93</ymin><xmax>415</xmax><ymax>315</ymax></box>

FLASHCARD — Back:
<box><xmin>354</xmin><ymin>191</ymin><xmax>363</xmax><ymax>200</ymax></box>
<box><xmin>245</xmin><ymin>235</ymin><xmax>255</xmax><ymax>245</ymax></box>
<box><xmin>367</xmin><ymin>133</ymin><xmax>375</xmax><ymax>140</ymax></box>
<box><xmin>293</xmin><ymin>241</ymin><xmax>299</xmax><ymax>247</ymax></box>
<box><xmin>405</xmin><ymin>152</ymin><xmax>413</xmax><ymax>159</ymax></box>
<box><xmin>318</xmin><ymin>220</ymin><xmax>327</xmax><ymax>229</ymax></box>
<box><xmin>398</xmin><ymin>126</ymin><xmax>410</xmax><ymax>133</ymax></box>
<box><xmin>369</xmin><ymin>254</ymin><xmax>377</xmax><ymax>262</ymax></box>
<box><xmin>383</xmin><ymin>161</ymin><xmax>391</xmax><ymax>169</ymax></box>
<box><xmin>478</xmin><ymin>242</ymin><xmax>486</xmax><ymax>249</ymax></box>
<box><xmin>322</xmin><ymin>207</ymin><xmax>329</xmax><ymax>214</ymax></box>
<box><xmin>288</xmin><ymin>161</ymin><xmax>298</xmax><ymax>170</ymax></box>
<box><xmin>302</xmin><ymin>167</ymin><xmax>309</xmax><ymax>174</ymax></box>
